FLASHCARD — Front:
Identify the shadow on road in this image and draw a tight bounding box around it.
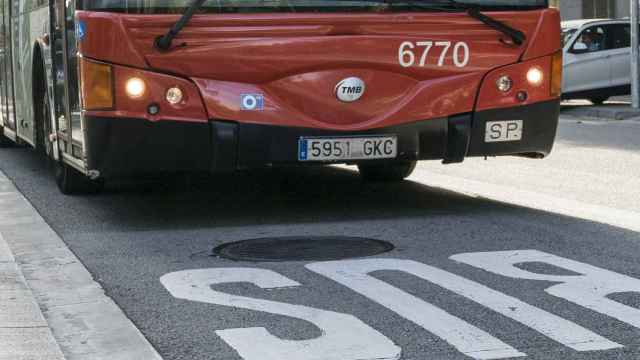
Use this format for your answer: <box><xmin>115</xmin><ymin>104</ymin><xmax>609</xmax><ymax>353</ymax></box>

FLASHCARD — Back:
<box><xmin>93</xmin><ymin>166</ymin><xmax>499</xmax><ymax>230</ymax></box>
<box><xmin>0</xmin><ymin>148</ymin><xmax>511</xmax><ymax>233</ymax></box>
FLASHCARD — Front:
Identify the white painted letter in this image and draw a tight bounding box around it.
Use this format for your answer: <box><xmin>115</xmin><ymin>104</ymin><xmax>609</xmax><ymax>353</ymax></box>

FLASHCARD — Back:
<box><xmin>452</xmin><ymin>250</ymin><xmax>640</xmax><ymax>333</ymax></box>
<box><xmin>308</xmin><ymin>259</ymin><xmax>524</xmax><ymax>359</ymax></box>
<box><xmin>160</xmin><ymin>268</ymin><xmax>400</xmax><ymax>360</ymax></box>
<box><xmin>308</xmin><ymin>259</ymin><xmax>621</xmax><ymax>359</ymax></box>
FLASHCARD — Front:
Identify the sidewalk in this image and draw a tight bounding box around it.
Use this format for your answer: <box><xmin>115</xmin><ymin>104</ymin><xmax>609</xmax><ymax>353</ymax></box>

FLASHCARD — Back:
<box><xmin>561</xmin><ymin>96</ymin><xmax>640</xmax><ymax>120</ymax></box>
<box><xmin>0</xmin><ymin>232</ymin><xmax>65</xmax><ymax>360</ymax></box>
<box><xmin>0</xmin><ymin>170</ymin><xmax>162</xmax><ymax>360</ymax></box>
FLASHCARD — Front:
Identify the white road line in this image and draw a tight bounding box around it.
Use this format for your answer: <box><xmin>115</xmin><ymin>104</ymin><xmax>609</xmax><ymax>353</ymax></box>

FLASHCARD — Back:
<box><xmin>307</xmin><ymin>259</ymin><xmax>621</xmax><ymax>358</ymax></box>
<box><xmin>161</xmin><ymin>268</ymin><xmax>401</xmax><ymax>360</ymax></box>
<box><xmin>411</xmin><ymin>171</ymin><xmax>640</xmax><ymax>233</ymax></box>
<box><xmin>452</xmin><ymin>250</ymin><xmax>640</xmax><ymax>331</ymax></box>
<box><xmin>0</xmin><ymin>171</ymin><xmax>163</xmax><ymax>360</ymax></box>
<box><xmin>307</xmin><ymin>260</ymin><xmax>525</xmax><ymax>360</ymax></box>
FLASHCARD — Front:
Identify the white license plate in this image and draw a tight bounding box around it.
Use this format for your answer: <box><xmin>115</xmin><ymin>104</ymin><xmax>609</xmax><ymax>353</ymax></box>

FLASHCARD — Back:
<box><xmin>485</xmin><ymin>120</ymin><xmax>523</xmax><ymax>143</ymax></box>
<box><xmin>298</xmin><ymin>136</ymin><xmax>398</xmax><ymax>161</ymax></box>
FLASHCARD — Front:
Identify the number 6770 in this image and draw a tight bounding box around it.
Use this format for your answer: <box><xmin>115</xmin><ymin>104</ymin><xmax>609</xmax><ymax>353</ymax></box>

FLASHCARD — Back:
<box><xmin>398</xmin><ymin>41</ymin><xmax>470</xmax><ymax>68</ymax></box>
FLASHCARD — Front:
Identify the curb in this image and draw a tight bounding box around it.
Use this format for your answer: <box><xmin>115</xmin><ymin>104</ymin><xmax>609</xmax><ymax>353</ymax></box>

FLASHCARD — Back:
<box><xmin>0</xmin><ymin>171</ymin><xmax>163</xmax><ymax>360</ymax></box>
<box><xmin>561</xmin><ymin>106</ymin><xmax>640</xmax><ymax>121</ymax></box>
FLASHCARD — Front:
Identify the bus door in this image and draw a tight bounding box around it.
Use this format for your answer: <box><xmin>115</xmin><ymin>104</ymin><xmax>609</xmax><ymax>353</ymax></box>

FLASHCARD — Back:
<box><xmin>53</xmin><ymin>0</ymin><xmax>84</xmax><ymax>161</ymax></box>
<box><xmin>0</xmin><ymin>0</ymin><xmax>16</xmax><ymax>139</ymax></box>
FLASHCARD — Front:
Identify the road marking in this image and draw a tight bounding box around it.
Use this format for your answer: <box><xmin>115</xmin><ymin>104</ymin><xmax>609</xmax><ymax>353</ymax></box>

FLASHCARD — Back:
<box><xmin>160</xmin><ymin>250</ymin><xmax>632</xmax><ymax>359</ymax></box>
<box><xmin>309</xmin><ymin>259</ymin><xmax>524</xmax><ymax>359</ymax></box>
<box><xmin>411</xmin><ymin>172</ymin><xmax>640</xmax><ymax>233</ymax></box>
<box><xmin>452</xmin><ymin>250</ymin><xmax>640</xmax><ymax>331</ymax></box>
<box><xmin>160</xmin><ymin>268</ymin><xmax>401</xmax><ymax>360</ymax></box>
<box><xmin>308</xmin><ymin>259</ymin><xmax>620</xmax><ymax>358</ymax></box>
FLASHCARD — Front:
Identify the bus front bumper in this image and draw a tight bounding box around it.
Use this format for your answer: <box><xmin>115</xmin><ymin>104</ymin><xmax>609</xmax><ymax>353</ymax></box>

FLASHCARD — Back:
<box><xmin>84</xmin><ymin>99</ymin><xmax>559</xmax><ymax>178</ymax></box>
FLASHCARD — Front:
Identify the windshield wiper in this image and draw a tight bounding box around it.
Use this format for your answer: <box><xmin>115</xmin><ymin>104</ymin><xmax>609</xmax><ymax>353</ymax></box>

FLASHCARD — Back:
<box><xmin>466</xmin><ymin>7</ymin><xmax>526</xmax><ymax>45</ymax></box>
<box><xmin>394</xmin><ymin>0</ymin><xmax>526</xmax><ymax>46</ymax></box>
<box><xmin>155</xmin><ymin>0</ymin><xmax>209</xmax><ymax>51</ymax></box>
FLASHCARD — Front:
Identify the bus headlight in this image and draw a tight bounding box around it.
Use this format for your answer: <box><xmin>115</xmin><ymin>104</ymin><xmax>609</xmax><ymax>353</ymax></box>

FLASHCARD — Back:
<box><xmin>80</xmin><ymin>59</ymin><xmax>114</xmax><ymax>110</ymax></box>
<box><xmin>496</xmin><ymin>75</ymin><xmax>513</xmax><ymax>93</ymax></box>
<box><xmin>165</xmin><ymin>87</ymin><xmax>184</xmax><ymax>105</ymax></box>
<box><xmin>125</xmin><ymin>77</ymin><xmax>146</xmax><ymax>99</ymax></box>
<box><xmin>526</xmin><ymin>67</ymin><xmax>544</xmax><ymax>87</ymax></box>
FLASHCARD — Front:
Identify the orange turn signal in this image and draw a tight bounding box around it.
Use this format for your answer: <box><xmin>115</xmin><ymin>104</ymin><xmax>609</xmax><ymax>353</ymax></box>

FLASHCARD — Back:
<box><xmin>80</xmin><ymin>58</ymin><xmax>114</xmax><ymax>110</ymax></box>
<box><xmin>550</xmin><ymin>50</ymin><xmax>563</xmax><ymax>97</ymax></box>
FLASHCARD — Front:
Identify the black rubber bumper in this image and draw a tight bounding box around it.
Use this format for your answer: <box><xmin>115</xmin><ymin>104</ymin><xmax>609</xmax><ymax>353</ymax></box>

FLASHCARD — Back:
<box><xmin>84</xmin><ymin>99</ymin><xmax>559</xmax><ymax>177</ymax></box>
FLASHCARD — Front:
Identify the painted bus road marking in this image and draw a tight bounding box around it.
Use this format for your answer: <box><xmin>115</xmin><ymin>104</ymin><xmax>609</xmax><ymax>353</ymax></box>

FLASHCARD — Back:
<box><xmin>307</xmin><ymin>259</ymin><xmax>621</xmax><ymax>359</ymax></box>
<box><xmin>451</xmin><ymin>250</ymin><xmax>640</xmax><ymax>332</ymax></box>
<box><xmin>160</xmin><ymin>250</ymin><xmax>634</xmax><ymax>360</ymax></box>
<box><xmin>308</xmin><ymin>259</ymin><xmax>524</xmax><ymax>360</ymax></box>
<box><xmin>160</xmin><ymin>268</ymin><xmax>401</xmax><ymax>360</ymax></box>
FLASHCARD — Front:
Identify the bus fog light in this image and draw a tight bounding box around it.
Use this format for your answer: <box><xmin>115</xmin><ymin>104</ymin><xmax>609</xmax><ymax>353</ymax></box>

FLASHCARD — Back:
<box><xmin>148</xmin><ymin>103</ymin><xmax>160</xmax><ymax>115</ymax></box>
<box><xmin>526</xmin><ymin>67</ymin><xmax>544</xmax><ymax>86</ymax></box>
<box><xmin>496</xmin><ymin>75</ymin><xmax>513</xmax><ymax>92</ymax></box>
<box><xmin>166</xmin><ymin>87</ymin><xmax>184</xmax><ymax>105</ymax></box>
<box><xmin>516</xmin><ymin>91</ymin><xmax>528</xmax><ymax>102</ymax></box>
<box><xmin>125</xmin><ymin>77</ymin><xmax>146</xmax><ymax>98</ymax></box>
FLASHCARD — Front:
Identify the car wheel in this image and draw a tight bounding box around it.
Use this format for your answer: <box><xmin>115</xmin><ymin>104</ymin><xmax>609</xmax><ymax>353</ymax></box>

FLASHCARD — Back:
<box><xmin>589</xmin><ymin>96</ymin><xmax>608</xmax><ymax>105</ymax></box>
<box><xmin>358</xmin><ymin>160</ymin><xmax>417</xmax><ymax>182</ymax></box>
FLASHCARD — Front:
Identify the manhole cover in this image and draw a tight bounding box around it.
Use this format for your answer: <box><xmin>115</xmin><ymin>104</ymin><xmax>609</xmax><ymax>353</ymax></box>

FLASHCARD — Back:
<box><xmin>213</xmin><ymin>236</ymin><xmax>394</xmax><ymax>262</ymax></box>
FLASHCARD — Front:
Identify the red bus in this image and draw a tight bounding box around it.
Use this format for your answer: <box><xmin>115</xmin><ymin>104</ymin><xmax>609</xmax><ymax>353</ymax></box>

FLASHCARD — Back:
<box><xmin>0</xmin><ymin>0</ymin><xmax>561</xmax><ymax>194</ymax></box>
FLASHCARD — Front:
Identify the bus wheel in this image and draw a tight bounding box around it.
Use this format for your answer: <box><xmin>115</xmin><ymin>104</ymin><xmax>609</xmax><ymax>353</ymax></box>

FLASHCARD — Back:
<box><xmin>36</xmin><ymin>85</ymin><xmax>103</xmax><ymax>195</ymax></box>
<box><xmin>54</xmin><ymin>161</ymin><xmax>104</xmax><ymax>195</ymax></box>
<box><xmin>36</xmin><ymin>88</ymin><xmax>54</xmax><ymax>159</ymax></box>
<box><xmin>589</xmin><ymin>96</ymin><xmax>608</xmax><ymax>105</ymax></box>
<box><xmin>0</xmin><ymin>131</ymin><xmax>13</xmax><ymax>147</ymax></box>
<box><xmin>358</xmin><ymin>160</ymin><xmax>417</xmax><ymax>182</ymax></box>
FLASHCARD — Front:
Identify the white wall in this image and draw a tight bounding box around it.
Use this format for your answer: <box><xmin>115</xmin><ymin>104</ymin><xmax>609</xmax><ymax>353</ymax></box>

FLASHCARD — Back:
<box><xmin>556</xmin><ymin>0</ymin><xmax>630</xmax><ymax>20</ymax></box>
<box><xmin>615</xmin><ymin>0</ymin><xmax>630</xmax><ymax>18</ymax></box>
<box><xmin>558</xmin><ymin>0</ymin><xmax>583</xmax><ymax>20</ymax></box>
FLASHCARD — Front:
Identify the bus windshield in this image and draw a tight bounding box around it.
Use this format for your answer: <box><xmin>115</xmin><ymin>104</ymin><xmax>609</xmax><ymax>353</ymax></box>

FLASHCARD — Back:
<box><xmin>78</xmin><ymin>0</ymin><xmax>548</xmax><ymax>14</ymax></box>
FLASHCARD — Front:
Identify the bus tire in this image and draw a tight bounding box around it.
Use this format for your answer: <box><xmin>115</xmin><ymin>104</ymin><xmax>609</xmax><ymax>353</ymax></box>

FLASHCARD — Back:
<box><xmin>54</xmin><ymin>161</ymin><xmax>104</xmax><ymax>195</ymax></box>
<box><xmin>35</xmin><ymin>85</ymin><xmax>54</xmax><ymax>159</ymax></box>
<box><xmin>589</xmin><ymin>96</ymin><xmax>608</xmax><ymax>105</ymax></box>
<box><xmin>34</xmin><ymin>75</ymin><xmax>102</xmax><ymax>195</ymax></box>
<box><xmin>0</xmin><ymin>131</ymin><xmax>13</xmax><ymax>147</ymax></box>
<box><xmin>358</xmin><ymin>160</ymin><xmax>417</xmax><ymax>182</ymax></box>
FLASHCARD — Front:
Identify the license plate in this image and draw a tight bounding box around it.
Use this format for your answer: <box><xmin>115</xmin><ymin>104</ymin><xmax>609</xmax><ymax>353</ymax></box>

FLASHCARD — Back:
<box><xmin>298</xmin><ymin>136</ymin><xmax>398</xmax><ymax>162</ymax></box>
<box><xmin>485</xmin><ymin>120</ymin><xmax>523</xmax><ymax>143</ymax></box>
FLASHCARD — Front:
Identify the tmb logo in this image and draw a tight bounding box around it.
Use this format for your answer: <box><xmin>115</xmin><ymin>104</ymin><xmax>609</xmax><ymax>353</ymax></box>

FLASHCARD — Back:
<box><xmin>335</xmin><ymin>77</ymin><xmax>366</xmax><ymax>103</ymax></box>
<box><xmin>341</xmin><ymin>86</ymin><xmax>363</xmax><ymax>95</ymax></box>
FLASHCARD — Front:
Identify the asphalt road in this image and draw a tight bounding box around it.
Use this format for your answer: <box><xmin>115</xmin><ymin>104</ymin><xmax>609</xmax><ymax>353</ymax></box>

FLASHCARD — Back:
<box><xmin>1</xmin><ymin>116</ymin><xmax>639</xmax><ymax>360</ymax></box>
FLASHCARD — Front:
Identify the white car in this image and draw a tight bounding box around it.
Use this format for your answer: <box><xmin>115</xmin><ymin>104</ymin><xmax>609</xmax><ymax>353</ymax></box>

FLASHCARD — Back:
<box><xmin>562</xmin><ymin>19</ymin><xmax>634</xmax><ymax>104</ymax></box>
